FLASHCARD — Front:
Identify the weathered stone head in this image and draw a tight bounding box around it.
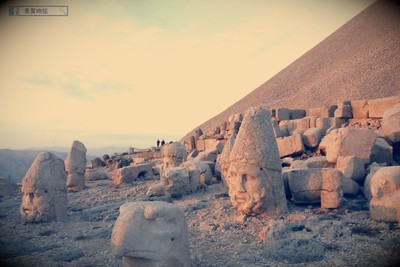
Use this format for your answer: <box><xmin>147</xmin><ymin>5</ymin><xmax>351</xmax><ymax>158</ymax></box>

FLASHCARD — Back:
<box><xmin>111</xmin><ymin>201</ymin><xmax>191</xmax><ymax>267</ymax></box>
<box><xmin>20</xmin><ymin>152</ymin><xmax>68</xmax><ymax>222</ymax></box>
<box><xmin>228</xmin><ymin>107</ymin><xmax>288</xmax><ymax>217</ymax></box>
<box><xmin>161</xmin><ymin>142</ymin><xmax>187</xmax><ymax>168</ymax></box>
<box><xmin>65</xmin><ymin>140</ymin><xmax>87</xmax><ymax>191</ymax></box>
<box><xmin>369</xmin><ymin>166</ymin><xmax>400</xmax><ymax>222</ymax></box>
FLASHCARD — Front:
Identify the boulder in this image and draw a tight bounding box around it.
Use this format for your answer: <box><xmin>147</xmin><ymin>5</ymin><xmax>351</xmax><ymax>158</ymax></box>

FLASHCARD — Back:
<box><xmin>194</xmin><ymin>128</ymin><xmax>203</xmax><ymax>139</ymax></box>
<box><xmin>91</xmin><ymin>157</ymin><xmax>105</xmax><ymax>169</ymax></box>
<box><xmin>65</xmin><ymin>140</ymin><xmax>87</xmax><ymax>191</ymax></box>
<box><xmin>85</xmin><ymin>168</ymin><xmax>109</xmax><ymax>181</ymax></box>
<box><xmin>303</xmin><ymin>128</ymin><xmax>323</xmax><ymax>148</ymax></box>
<box><xmin>228</xmin><ymin>107</ymin><xmax>287</xmax><ymax>217</ymax></box>
<box><xmin>194</xmin><ymin>147</ymin><xmax>219</xmax><ymax>162</ymax></box>
<box><xmin>336</xmin><ymin>156</ymin><xmax>365</xmax><ymax>184</ymax></box>
<box><xmin>161</xmin><ymin>167</ymin><xmax>191</xmax><ymax>197</ymax></box>
<box><xmin>20</xmin><ymin>152</ymin><xmax>68</xmax><ymax>222</ymax></box>
<box><xmin>181</xmin><ymin>160</ymin><xmax>213</xmax><ymax>185</ymax></box>
<box><xmin>368</xmin><ymin>96</ymin><xmax>400</xmax><ymax>118</ymax></box>
<box><xmin>341</xmin><ymin>176</ymin><xmax>361</xmax><ymax>197</ymax></box>
<box><xmin>112</xmin><ymin>163</ymin><xmax>153</xmax><ymax>186</ymax></box>
<box><xmin>382</xmin><ymin>103</ymin><xmax>400</xmax><ymax>143</ymax></box>
<box><xmin>369</xmin><ymin>166</ymin><xmax>400</xmax><ymax>222</ymax></box>
<box><xmin>319</xmin><ymin>128</ymin><xmax>377</xmax><ymax>164</ymax></box>
<box><xmin>370</xmin><ymin>138</ymin><xmax>393</xmax><ymax>164</ymax></box>
<box><xmin>276</xmin><ymin>133</ymin><xmax>305</xmax><ymax>158</ymax></box>
<box><xmin>111</xmin><ymin>201</ymin><xmax>191</xmax><ymax>267</ymax></box>
<box><xmin>287</xmin><ymin>117</ymin><xmax>310</xmax><ymax>135</ymax></box>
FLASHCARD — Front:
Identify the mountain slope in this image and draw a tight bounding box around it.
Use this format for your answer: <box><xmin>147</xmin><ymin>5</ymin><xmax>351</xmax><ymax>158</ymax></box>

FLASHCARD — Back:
<box><xmin>182</xmin><ymin>0</ymin><xmax>400</xmax><ymax>141</ymax></box>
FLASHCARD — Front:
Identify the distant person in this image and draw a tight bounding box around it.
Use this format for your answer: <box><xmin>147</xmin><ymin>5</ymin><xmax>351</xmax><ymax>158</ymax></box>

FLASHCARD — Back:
<box><xmin>161</xmin><ymin>140</ymin><xmax>165</xmax><ymax>146</ymax></box>
<box><xmin>157</xmin><ymin>139</ymin><xmax>160</xmax><ymax>149</ymax></box>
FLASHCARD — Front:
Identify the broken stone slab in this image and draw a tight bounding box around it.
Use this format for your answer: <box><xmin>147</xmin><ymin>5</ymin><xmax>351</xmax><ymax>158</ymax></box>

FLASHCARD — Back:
<box><xmin>382</xmin><ymin>103</ymin><xmax>400</xmax><ymax>143</ymax></box>
<box><xmin>319</xmin><ymin>128</ymin><xmax>377</xmax><ymax>164</ymax></box>
<box><xmin>112</xmin><ymin>163</ymin><xmax>153</xmax><ymax>186</ymax></box>
<box><xmin>368</xmin><ymin>96</ymin><xmax>400</xmax><ymax>118</ymax></box>
<box><xmin>276</xmin><ymin>133</ymin><xmax>305</xmax><ymax>158</ymax></box>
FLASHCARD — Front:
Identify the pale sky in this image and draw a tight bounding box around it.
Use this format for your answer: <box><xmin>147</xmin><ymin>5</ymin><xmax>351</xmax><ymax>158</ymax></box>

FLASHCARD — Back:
<box><xmin>0</xmin><ymin>0</ymin><xmax>375</xmax><ymax>149</ymax></box>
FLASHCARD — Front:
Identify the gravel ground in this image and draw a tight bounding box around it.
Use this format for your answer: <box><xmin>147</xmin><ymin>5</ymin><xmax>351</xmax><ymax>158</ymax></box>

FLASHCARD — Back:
<box><xmin>1</xmin><ymin>177</ymin><xmax>399</xmax><ymax>267</ymax></box>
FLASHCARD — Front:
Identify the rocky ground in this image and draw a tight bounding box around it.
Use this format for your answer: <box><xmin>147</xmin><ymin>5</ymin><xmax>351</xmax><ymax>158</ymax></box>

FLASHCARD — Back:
<box><xmin>1</xmin><ymin>175</ymin><xmax>400</xmax><ymax>267</ymax></box>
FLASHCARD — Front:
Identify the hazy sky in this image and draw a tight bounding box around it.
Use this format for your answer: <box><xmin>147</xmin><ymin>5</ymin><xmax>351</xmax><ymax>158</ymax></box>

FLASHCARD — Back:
<box><xmin>0</xmin><ymin>0</ymin><xmax>375</xmax><ymax>149</ymax></box>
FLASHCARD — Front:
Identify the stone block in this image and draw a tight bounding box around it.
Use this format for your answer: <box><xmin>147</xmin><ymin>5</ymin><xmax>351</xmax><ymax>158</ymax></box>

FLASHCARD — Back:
<box><xmin>276</xmin><ymin>133</ymin><xmax>305</xmax><ymax>158</ymax></box>
<box><xmin>368</xmin><ymin>96</ymin><xmax>400</xmax><ymax>118</ymax></box>
<box><xmin>276</xmin><ymin>108</ymin><xmax>291</xmax><ymax>121</ymax></box>
<box><xmin>351</xmin><ymin>100</ymin><xmax>369</xmax><ymax>119</ymax></box>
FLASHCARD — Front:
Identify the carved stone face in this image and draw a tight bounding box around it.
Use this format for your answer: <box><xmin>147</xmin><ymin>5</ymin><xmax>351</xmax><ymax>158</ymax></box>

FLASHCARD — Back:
<box><xmin>161</xmin><ymin>142</ymin><xmax>187</xmax><ymax>168</ymax></box>
<box><xmin>112</xmin><ymin>202</ymin><xmax>191</xmax><ymax>267</ymax></box>
<box><xmin>21</xmin><ymin>192</ymin><xmax>45</xmax><ymax>221</ymax></box>
<box><xmin>228</xmin><ymin>162</ymin><xmax>270</xmax><ymax>216</ymax></box>
<box><xmin>20</xmin><ymin>152</ymin><xmax>68</xmax><ymax>222</ymax></box>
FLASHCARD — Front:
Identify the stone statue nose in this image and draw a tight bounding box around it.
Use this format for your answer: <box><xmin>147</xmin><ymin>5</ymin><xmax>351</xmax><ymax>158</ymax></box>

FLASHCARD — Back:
<box><xmin>239</xmin><ymin>174</ymin><xmax>247</xmax><ymax>192</ymax></box>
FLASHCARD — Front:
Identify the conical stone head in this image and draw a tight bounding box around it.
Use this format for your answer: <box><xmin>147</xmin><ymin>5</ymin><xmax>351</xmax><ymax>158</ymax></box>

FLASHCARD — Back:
<box><xmin>228</xmin><ymin>107</ymin><xmax>287</xmax><ymax>216</ymax></box>
<box><xmin>20</xmin><ymin>152</ymin><xmax>68</xmax><ymax>222</ymax></box>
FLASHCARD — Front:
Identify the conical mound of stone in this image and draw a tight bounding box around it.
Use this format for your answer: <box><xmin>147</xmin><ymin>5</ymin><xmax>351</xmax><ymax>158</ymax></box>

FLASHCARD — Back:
<box><xmin>228</xmin><ymin>107</ymin><xmax>287</xmax><ymax>216</ymax></box>
<box><xmin>20</xmin><ymin>152</ymin><xmax>68</xmax><ymax>222</ymax></box>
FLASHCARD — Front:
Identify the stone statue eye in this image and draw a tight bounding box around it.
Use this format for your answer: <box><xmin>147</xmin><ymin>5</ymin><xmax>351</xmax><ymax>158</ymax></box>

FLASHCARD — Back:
<box><xmin>171</xmin><ymin>237</ymin><xmax>175</xmax><ymax>241</ymax></box>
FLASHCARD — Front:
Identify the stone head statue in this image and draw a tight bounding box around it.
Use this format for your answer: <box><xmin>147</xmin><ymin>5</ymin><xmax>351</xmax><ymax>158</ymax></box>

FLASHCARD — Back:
<box><xmin>20</xmin><ymin>152</ymin><xmax>68</xmax><ymax>222</ymax></box>
<box><xmin>228</xmin><ymin>107</ymin><xmax>287</xmax><ymax>217</ymax></box>
<box><xmin>219</xmin><ymin>135</ymin><xmax>235</xmax><ymax>192</ymax></box>
<box><xmin>369</xmin><ymin>166</ymin><xmax>400</xmax><ymax>222</ymax></box>
<box><xmin>161</xmin><ymin>142</ymin><xmax>187</xmax><ymax>168</ymax></box>
<box><xmin>111</xmin><ymin>201</ymin><xmax>191</xmax><ymax>267</ymax></box>
<box><xmin>65</xmin><ymin>140</ymin><xmax>87</xmax><ymax>191</ymax></box>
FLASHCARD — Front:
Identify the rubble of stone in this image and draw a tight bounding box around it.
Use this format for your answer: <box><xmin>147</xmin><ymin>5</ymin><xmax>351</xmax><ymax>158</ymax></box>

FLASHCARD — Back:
<box><xmin>111</xmin><ymin>201</ymin><xmax>191</xmax><ymax>267</ymax></box>
<box><xmin>20</xmin><ymin>152</ymin><xmax>68</xmax><ymax>223</ymax></box>
<box><xmin>65</xmin><ymin>140</ymin><xmax>87</xmax><ymax>191</ymax></box>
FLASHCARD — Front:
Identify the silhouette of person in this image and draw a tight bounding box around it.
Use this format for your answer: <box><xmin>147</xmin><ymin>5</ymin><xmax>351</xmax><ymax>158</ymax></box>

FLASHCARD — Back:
<box><xmin>161</xmin><ymin>140</ymin><xmax>165</xmax><ymax>146</ymax></box>
<box><xmin>157</xmin><ymin>139</ymin><xmax>160</xmax><ymax>149</ymax></box>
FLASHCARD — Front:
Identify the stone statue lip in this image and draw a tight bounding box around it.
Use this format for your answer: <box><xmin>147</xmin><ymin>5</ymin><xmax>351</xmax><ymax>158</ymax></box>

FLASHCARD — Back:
<box><xmin>115</xmin><ymin>250</ymin><xmax>159</xmax><ymax>259</ymax></box>
<box><xmin>234</xmin><ymin>194</ymin><xmax>249</xmax><ymax>203</ymax></box>
<box><xmin>23</xmin><ymin>208</ymin><xmax>33</xmax><ymax>214</ymax></box>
